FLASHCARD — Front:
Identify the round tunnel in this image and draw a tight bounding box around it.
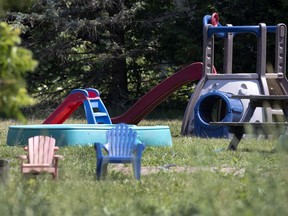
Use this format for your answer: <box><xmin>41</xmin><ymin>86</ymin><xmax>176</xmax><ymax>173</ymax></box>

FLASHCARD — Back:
<box><xmin>194</xmin><ymin>91</ymin><xmax>243</xmax><ymax>138</ymax></box>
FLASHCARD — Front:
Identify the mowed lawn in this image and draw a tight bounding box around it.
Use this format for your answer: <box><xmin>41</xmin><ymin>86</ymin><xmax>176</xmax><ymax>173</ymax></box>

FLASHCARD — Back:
<box><xmin>0</xmin><ymin>118</ymin><xmax>287</xmax><ymax>216</ymax></box>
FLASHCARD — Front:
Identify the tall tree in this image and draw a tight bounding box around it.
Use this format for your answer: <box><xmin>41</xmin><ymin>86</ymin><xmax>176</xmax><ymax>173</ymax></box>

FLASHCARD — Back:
<box><xmin>6</xmin><ymin>1</ymin><xmax>167</xmax><ymax>105</ymax></box>
<box><xmin>7</xmin><ymin>0</ymin><xmax>288</xmax><ymax>112</ymax></box>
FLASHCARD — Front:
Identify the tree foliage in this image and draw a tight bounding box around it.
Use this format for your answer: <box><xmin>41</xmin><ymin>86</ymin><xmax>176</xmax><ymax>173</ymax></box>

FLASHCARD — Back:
<box><xmin>7</xmin><ymin>0</ymin><xmax>200</xmax><ymax>109</ymax></box>
<box><xmin>0</xmin><ymin>22</ymin><xmax>38</xmax><ymax>121</ymax></box>
<box><xmin>4</xmin><ymin>0</ymin><xmax>288</xmax><ymax>111</ymax></box>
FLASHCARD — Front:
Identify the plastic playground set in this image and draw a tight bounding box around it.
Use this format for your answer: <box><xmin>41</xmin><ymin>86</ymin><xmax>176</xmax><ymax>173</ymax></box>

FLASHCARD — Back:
<box><xmin>6</xmin><ymin>13</ymin><xmax>288</xmax><ymax>147</ymax></box>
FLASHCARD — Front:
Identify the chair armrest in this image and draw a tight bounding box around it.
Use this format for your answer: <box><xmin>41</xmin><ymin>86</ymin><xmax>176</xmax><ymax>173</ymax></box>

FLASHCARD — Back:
<box><xmin>94</xmin><ymin>143</ymin><xmax>107</xmax><ymax>150</ymax></box>
<box><xmin>54</xmin><ymin>155</ymin><xmax>64</xmax><ymax>160</ymax></box>
<box><xmin>54</xmin><ymin>146</ymin><xmax>59</xmax><ymax>151</ymax></box>
<box><xmin>135</xmin><ymin>143</ymin><xmax>145</xmax><ymax>158</ymax></box>
<box><xmin>94</xmin><ymin>143</ymin><xmax>106</xmax><ymax>158</ymax></box>
<box><xmin>18</xmin><ymin>155</ymin><xmax>27</xmax><ymax>161</ymax></box>
<box><xmin>23</xmin><ymin>146</ymin><xmax>28</xmax><ymax>151</ymax></box>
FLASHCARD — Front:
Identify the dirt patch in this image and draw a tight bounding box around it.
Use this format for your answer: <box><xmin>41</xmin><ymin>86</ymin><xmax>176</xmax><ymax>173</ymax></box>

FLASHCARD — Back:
<box><xmin>110</xmin><ymin>164</ymin><xmax>245</xmax><ymax>177</ymax></box>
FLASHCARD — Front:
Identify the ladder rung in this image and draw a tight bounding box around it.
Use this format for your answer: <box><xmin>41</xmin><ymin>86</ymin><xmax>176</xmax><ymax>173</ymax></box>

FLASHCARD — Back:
<box><xmin>93</xmin><ymin>112</ymin><xmax>108</xmax><ymax>117</ymax></box>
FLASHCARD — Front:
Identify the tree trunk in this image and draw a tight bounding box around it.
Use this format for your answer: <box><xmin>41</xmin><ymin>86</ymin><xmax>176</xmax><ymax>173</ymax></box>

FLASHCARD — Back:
<box><xmin>109</xmin><ymin>56</ymin><xmax>128</xmax><ymax>105</ymax></box>
<box><xmin>108</xmin><ymin>24</ymin><xmax>129</xmax><ymax>107</ymax></box>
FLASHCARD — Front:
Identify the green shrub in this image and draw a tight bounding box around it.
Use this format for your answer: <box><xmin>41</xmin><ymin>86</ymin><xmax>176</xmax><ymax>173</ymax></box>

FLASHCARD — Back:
<box><xmin>0</xmin><ymin>22</ymin><xmax>37</xmax><ymax>122</ymax></box>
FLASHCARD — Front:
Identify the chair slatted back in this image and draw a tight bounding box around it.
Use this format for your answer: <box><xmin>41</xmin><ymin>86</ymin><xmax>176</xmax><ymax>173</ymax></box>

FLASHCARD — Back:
<box><xmin>106</xmin><ymin>124</ymin><xmax>137</xmax><ymax>156</ymax></box>
<box><xmin>28</xmin><ymin>136</ymin><xmax>56</xmax><ymax>164</ymax></box>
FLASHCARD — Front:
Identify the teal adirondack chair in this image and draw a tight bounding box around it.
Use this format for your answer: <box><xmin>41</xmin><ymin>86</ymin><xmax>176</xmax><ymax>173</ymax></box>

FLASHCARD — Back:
<box><xmin>94</xmin><ymin>124</ymin><xmax>145</xmax><ymax>180</ymax></box>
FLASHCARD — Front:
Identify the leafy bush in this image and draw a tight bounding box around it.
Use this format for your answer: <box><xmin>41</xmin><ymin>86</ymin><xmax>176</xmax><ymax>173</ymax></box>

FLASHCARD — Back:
<box><xmin>0</xmin><ymin>22</ymin><xmax>37</xmax><ymax>122</ymax></box>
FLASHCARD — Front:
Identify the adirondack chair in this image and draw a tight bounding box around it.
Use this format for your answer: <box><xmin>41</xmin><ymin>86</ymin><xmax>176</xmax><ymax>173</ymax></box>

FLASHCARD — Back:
<box><xmin>94</xmin><ymin>124</ymin><xmax>145</xmax><ymax>180</ymax></box>
<box><xmin>18</xmin><ymin>136</ymin><xmax>64</xmax><ymax>179</ymax></box>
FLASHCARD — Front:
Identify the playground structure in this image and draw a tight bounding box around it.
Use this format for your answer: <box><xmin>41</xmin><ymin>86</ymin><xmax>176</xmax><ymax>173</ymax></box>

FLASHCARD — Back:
<box><xmin>6</xmin><ymin>13</ymin><xmax>288</xmax><ymax>146</ymax></box>
<box><xmin>181</xmin><ymin>13</ymin><xmax>288</xmax><ymax>137</ymax></box>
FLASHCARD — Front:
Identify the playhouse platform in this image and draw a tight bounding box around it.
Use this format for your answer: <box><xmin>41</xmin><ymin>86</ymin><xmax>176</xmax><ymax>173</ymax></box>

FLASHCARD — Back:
<box><xmin>6</xmin><ymin>124</ymin><xmax>172</xmax><ymax>147</ymax></box>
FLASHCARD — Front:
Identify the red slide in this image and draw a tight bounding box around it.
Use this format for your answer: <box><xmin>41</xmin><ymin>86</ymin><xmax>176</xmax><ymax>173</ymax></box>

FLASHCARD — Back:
<box><xmin>43</xmin><ymin>62</ymin><xmax>215</xmax><ymax>125</ymax></box>
<box><xmin>112</xmin><ymin>62</ymin><xmax>211</xmax><ymax>124</ymax></box>
<box><xmin>43</xmin><ymin>92</ymin><xmax>88</xmax><ymax>124</ymax></box>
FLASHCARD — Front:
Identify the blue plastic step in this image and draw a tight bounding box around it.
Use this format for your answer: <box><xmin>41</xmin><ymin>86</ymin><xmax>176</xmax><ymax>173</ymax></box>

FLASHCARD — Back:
<box><xmin>83</xmin><ymin>95</ymin><xmax>112</xmax><ymax>124</ymax></box>
<box><xmin>93</xmin><ymin>112</ymin><xmax>109</xmax><ymax>117</ymax></box>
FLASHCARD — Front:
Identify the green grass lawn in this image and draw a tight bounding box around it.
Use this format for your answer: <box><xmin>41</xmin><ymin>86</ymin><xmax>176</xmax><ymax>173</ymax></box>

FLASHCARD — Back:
<box><xmin>0</xmin><ymin>119</ymin><xmax>287</xmax><ymax>215</ymax></box>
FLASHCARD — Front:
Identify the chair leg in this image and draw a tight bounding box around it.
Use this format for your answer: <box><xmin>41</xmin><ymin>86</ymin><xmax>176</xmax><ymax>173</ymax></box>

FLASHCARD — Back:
<box><xmin>102</xmin><ymin>163</ymin><xmax>108</xmax><ymax>179</ymax></box>
<box><xmin>132</xmin><ymin>159</ymin><xmax>141</xmax><ymax>180</ymax></box>
<box><xmin>53</xmin><ymin>166</ymin><xmax>59</xmax><ymax>180</ymax></box>
<box><xmin>52</xmin><ymin>170</ymin><xmax>58</xmax><ymax>180</ymax></box>
<box><xmin>96</xmin><ymin>159</ymin><xmax>102</xmax><ymax>180</ymax></box>
<box><xmin>96</xmin><ymin>159</ymin><xmax>108</xmax><ymax>180</ymax></box>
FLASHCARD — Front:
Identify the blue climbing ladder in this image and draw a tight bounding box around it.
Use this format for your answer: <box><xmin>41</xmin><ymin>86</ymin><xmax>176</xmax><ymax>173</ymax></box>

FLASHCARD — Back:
<box><xmin>83</xmin><ymin>88</ymin><xmax>112</xmax><ymax>124</ymax></box>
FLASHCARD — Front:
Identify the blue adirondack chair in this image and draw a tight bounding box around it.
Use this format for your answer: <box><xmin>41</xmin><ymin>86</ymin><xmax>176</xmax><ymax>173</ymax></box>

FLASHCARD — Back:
<box><xmin>94</xmin><ymin>124</ymin><xmax>145</xmax><ymax>180</ymax></box>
